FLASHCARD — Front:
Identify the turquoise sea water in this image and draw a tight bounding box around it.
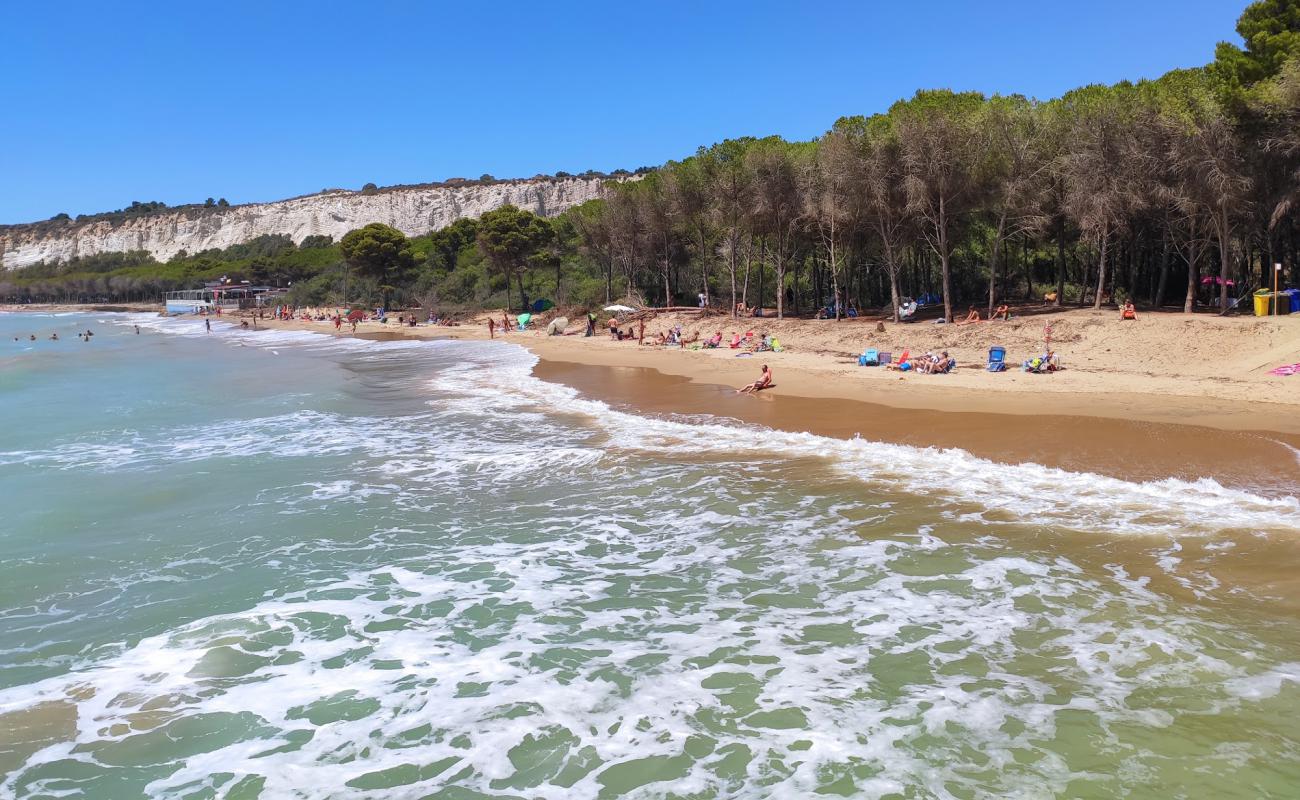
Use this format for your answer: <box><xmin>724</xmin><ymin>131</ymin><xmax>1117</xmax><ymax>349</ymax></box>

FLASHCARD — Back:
<box><xmin>1</xmin><ymin>311</ymin><xmax>1299</xmax><ymax>799</ymax></box>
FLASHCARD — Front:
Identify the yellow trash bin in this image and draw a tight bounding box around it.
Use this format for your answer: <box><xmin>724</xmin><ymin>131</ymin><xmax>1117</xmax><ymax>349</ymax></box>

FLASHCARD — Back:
<box><xmin>1253</xmin><ymin>290</ymin><xmax>1274</xmax><ymax>316</ymax></box>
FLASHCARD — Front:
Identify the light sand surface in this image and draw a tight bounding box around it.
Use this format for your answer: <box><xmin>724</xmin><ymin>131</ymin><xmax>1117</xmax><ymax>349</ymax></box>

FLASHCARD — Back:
<box><xmin>208</xmin><ymin>305</ymin><xmax>1300</xmax><ymax>434</ymax></box>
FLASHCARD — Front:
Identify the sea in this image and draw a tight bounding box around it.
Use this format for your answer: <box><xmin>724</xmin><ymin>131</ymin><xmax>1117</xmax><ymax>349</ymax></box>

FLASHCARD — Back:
<box><xmin>1</xmin><ymin>311</ymin><xmax>1298</xmax><ymax>800</ymax></box>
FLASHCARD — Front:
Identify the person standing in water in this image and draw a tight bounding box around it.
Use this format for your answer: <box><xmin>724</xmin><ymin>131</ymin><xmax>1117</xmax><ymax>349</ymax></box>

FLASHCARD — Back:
<box><xmin>134</xmin><ymin>325</ymin><xmax>140</xmax><ymax>334</ymax></box>
<box><xmin>205</xmin><ymin>319</ymin><xmax>211</xmax><ymax>333</ymax></box>
<box><xmin>488</xmin><ymin>317</ymin><xmax>496</xmax><ymax>339</ymax></box>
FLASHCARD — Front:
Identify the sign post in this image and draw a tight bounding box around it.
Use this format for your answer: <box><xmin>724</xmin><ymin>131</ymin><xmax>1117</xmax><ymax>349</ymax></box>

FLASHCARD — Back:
<box><xmin>1276</xmin><ymin>263</ymin><xmax>1283</xmax><ymax>316</ymax></box>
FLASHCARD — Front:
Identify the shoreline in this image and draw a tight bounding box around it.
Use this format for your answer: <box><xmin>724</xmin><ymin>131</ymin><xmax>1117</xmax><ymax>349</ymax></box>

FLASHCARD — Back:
<box><xmin>10</xmin><ymin>305</ymin><xmax>1300</xmax><ymax>491</ymax></box>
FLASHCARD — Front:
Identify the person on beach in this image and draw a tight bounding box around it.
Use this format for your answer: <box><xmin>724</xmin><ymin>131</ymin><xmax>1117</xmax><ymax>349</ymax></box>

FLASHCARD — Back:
<box><xmin>608</xmin><ymin>317</ymin><xmax>619</xmax><ymax>339</ymax></box>
<box><xmin>993</xmin><ymin>304</ymin><xmax>1010</xmax><ymax>321</ymax></box>
<box><xmin>1121</xmin><ymin>300</ymin><xmax>1137</xmax><ymax>320</ymax></box>
<box><xmin>704</xmin><ymin>331</ymin><xmax>723</xmax><ymax>348</ymax></box>
<box><xmin>205</xmin><ymin>319</ymin><xmax>211</xmax><ymax>333</ymax></box>
<box><xmin>638</xmin><ymin>319</ymin><xmax>645</xmax><ymax>343</ymax></box>
<box><xmin>50</xmin><ymin>333</ymin><xmax>58</xmax><ymax>341</ymax></box>
<box><xmin>501</xmin><ymin>311</ymin><xmax>511</xmax><ymax>332</ymax></box>
<box><xmin>586</xmin><ymin>311</ymin><xmax>597</xmax><ymax>336</ymax></box>
<box><xmin>956</xmin><ymin>306</ymin><xmax>981</xmax><ymax>326</ymax></box>
<box><xmin>240</xmin><ymin>320</ymin><xmax>249</xmax><ymax>329</ymax></box>
<box><xmin>738</xmin><ymin>364</ymin><xmax>773</xmax><ymax>394</ymax></box>
<box><xmin>134</xmin><ymin>325</ymin><xmax>140</xmax><ymax>334</ymax></box>
<box><xmin>488</xmin><ymin>317</ymin><xmax>496</xmax><ymax>339</ymax></box>
<box><xmin>334</xmin><ymin>315</ymin><xmax>341</xmax><ymax>330</ymax></box>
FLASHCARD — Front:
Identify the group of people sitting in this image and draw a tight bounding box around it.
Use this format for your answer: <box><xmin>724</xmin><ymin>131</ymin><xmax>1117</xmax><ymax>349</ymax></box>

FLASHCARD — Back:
<box><xmin>875</xmin><ymin>349</ymin><xmax>956</xmax><ymax>374</ymax></box>
<box><xmin>954</xmin><ymin>305</ymin><xmax>1012</xmax><ymax>325</ymax></box>
<box><xmin>700</xmin><ymin>330</ymin><xmax>780</xmax><ymax>352</ymax></box>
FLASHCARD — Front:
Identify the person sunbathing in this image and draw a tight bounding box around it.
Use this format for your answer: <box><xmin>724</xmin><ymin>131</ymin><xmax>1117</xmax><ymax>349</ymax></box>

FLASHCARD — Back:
<box><xmin>703</xmin><ymin>331</ymin><xmax>723</xmax><ymax>348</ymax></box>
<box><xmin>1043</xmin><ymin>291</ymin><xmax>1058</xmax><ymax>305</ymax></box>
<box><xmin>956</xmin><ymin>306</ymin><xmax>981</xmax><ymax>326</ymax></box>
<box><xmin>993</xmin><ymin>304</ymin><xmax>1010</xmax><ymax>321</ymax></box>
<box><xmin>1120</xmin><ymin>300</ymin><xmax>1137</xmax><ymax>320</ymax></box>
<box><xmin>738</xmin><ymin>364</ymin><xmax>773</xmax><ymax>394</ymax></box>
<box><xmin>680</xmin><ymin>330</ymin><xmax>699</xmax><ymax>348</ymax></box>
<box><xmin>728</xmin><ymin>332</ymin><xmax>742</xmax><ymax>348</ymax></box>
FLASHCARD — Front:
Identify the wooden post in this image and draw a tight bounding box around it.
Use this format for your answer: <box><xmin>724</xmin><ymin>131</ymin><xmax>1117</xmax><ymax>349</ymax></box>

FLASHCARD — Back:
<box><xmin>1275</xmin><ymin>262</ymin><xmax>1282</xmax><ymax>316</ymax></box>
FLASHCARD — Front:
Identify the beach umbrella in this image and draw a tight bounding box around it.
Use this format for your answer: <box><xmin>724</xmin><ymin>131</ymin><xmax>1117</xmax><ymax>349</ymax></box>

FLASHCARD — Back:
<box><xmin>346</xmin><ymin>309</ymin><xmax>365</xmax><ymax>322</ymax></box>
<box><xmin>603</xmin><ymin>304</ymin><xmax>636</xmax><ymax>313</ymax></box>
<box><xmin>546</xmin><ymin>316</ymin><xmax>569</xmax><ymax>335</ymax></box>
<box><xmin>517</xmin><ymin>312</ymin><xmax>532</xmax><ymax>327</ymax></box>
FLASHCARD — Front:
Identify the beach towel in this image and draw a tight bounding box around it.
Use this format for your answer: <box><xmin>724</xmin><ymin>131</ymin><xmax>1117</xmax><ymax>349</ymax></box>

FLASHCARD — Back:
<box><xmin>1269</xmin><ymin>363</ymin><xmax>1300</xmax><ymax>376</ymax></box>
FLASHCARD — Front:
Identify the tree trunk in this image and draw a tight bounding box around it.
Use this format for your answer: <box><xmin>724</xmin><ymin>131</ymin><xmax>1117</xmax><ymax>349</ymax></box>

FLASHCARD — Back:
<box><xmin>1092</xmin><ymin>229</ymin><xmax>1109</xmax><ymax>310</ymax></box>
<box><xmin>887</xmin><ymin>260</ymin><xmax>902</xmax><ymax>324</ymax></box>
<box><xmin>1154</xmin><ymin>232</ymin><xmax>1170</xmax><ymax>307</ymax></box>
<box><xmin>1217</xmin><ymin>206</ymin><xmax>1231</xmax><ymax>311</ymax></box>
<box><xmin>1055</xmin><ymin>217</ymin><xmax>1066</xmax><ymax>306</ymax></box>
<box><xmin>986</xmin><ymin>212</ymin><xmax>1007</xmax><ymax>315</ymax></box>
<box><xmin>1183</xmin><ymin>234</ymin><xmax>1200</xmax><ymax>314</ymax></box>
<box><xmin>1022</xmin><ymin>236</ymin><xmax>1034</xmax><ymax>301</ymax></box>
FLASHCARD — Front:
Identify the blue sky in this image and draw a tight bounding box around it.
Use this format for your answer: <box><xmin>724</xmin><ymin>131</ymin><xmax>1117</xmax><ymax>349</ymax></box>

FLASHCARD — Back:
<box><xmin>0</xmin><ymin>1</ymin><xmax>1242</xmax><ymax>224</ymax></box>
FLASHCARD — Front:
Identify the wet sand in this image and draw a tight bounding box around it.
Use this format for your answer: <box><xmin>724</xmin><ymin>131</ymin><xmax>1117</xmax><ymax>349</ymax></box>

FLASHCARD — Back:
<box><xmin>533</xmin><ymin>359</ymin><xmax>1300</xmax><ymax>497</ymax></box>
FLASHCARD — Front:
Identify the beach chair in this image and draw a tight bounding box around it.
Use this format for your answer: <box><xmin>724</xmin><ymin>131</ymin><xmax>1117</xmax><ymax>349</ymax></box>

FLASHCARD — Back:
<box><xmin>898</xmin><ymin>302</ymin><xmax>918</xmax><ymax>321</ymax></box>
<box><xmin>858</xmin><ymin>348</ymin><xmax>879</xmax><ymax>366</ymax></box>
<box><xmin>987</xmin><ymin>346</ymin><xmax>1007</xmax><ymax>372</ymax></box>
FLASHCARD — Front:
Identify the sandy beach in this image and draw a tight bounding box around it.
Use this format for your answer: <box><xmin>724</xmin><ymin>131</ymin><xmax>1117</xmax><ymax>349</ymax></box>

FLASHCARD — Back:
<box><xmin>8</xmin><ymin>303</ymin><xmax>1299</xmax><ymax>489</ymax></box>
<box><xmin>181</xmin><ymin>303</ymin><xmax>1300</xmax><ymax>428</ymax></box>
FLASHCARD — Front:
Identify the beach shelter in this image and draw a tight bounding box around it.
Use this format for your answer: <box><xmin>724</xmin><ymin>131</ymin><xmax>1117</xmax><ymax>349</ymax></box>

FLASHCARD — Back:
<box><xmin>546</xmin><ymin>316</ymin><xmax>569</xmax><ymax>335</ymax></box>
<box><xmin>603</xmin><ymin>304</ymin><xmax>636</xmax><ymax>313</ymax></box>
<box><xmin>346</xmin><ymin>309</ymin><xmax>366</xmax><ymax>322</ymax></box>
<box><xmin>516</xmin><ymin>312</ymin><xmax>532</xmax><ymax>329</ymax></box>
<box><xmin>532</xmin><ymin>298</ymin><xmax>555</xmax><ymax>313</ymax></box>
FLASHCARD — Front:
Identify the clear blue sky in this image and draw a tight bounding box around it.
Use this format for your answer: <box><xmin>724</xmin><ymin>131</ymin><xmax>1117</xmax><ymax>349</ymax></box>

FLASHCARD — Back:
<box><xmin>0</xmin><ymin>1</ymin><xmax>1243</xmax><ymax>224</ymax></box>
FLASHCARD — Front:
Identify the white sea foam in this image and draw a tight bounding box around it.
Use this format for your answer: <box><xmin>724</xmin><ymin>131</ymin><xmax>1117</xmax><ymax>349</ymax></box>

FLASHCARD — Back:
<box><xmin>1</xmin><ymin>521</ymin><xmax>1283</xmax><ymax>799</ymax></box>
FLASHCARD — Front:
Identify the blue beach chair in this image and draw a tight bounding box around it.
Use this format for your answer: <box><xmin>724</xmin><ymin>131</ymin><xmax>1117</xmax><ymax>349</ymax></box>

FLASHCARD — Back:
<box><xmin>987</xmin><ymin>346</ymin><xmax>1007</xmax><ymax>372</ymax></box>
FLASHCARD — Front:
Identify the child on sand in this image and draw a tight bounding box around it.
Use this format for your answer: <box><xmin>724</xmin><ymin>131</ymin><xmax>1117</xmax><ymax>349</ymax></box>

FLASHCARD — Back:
<box><xmin>1120</xmin><ymin>300</ymin><xmax>1137</xmax><ymax>321</ymax></box>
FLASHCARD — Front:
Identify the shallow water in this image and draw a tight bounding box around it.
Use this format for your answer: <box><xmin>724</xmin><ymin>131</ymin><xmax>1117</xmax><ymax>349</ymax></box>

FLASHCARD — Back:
<box><xmin>1</xmin><ymin>312</ymin><xmax>1298</xmax><ymax>799</ymax></box>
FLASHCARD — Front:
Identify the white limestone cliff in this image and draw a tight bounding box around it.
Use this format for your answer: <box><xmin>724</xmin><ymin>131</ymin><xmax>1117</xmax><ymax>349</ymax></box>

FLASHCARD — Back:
<box><xmin>0</xmin><ymin>177</ymin><xmax>607</xmax><ymax>269</ymax></box>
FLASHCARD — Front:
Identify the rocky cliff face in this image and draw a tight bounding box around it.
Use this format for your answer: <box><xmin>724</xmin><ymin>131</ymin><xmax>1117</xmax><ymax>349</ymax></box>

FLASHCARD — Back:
<box><xmin>0</xmin><ymin>177</ymin><xmax>607</xmax><ymax>269</ymax></box>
